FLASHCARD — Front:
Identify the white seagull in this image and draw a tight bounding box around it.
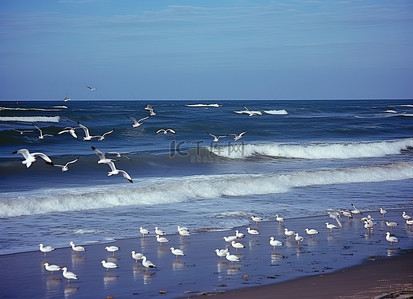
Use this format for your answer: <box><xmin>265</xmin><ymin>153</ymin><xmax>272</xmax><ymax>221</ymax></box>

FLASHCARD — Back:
<box><xmin>155</xmin><ymin>227</ymin><xmax>166</xmax><ymax>236</ymax></box>
<box><xmin>156</xmin><ymin>234</ymin><xmax>169</xmax><ymax>245</ymax></box>
<box><xmin>128</xmin><ymin>116</ymin><xmax>149</xmax><ymax>128</ymax></box>
<box><xmin>43</xmin><ymin>263</ymin><xmax>60</xmax><ymax>276</ymax></box>
<box><xmin>98</xmin><ymin>129</ymin><xmax>114</xmax><ymax>141</ymax></box>
<box><xmin>156</xmin><ymin>128</ymin><xmax>176</xmax><ymax>135</ymax></box>
<box><xmin>231</xmin><ymin>240</ymin><xmax>245</xmax><ymax>252</ymax></box>
<box><xmin>238</xmin><ymin>106</ymin><xmax>262</xmax><ymax>116</ymax></box>
<box><xmin>86</xmin><ymin>86</ymin><xmax>97</xmax><ymax>92</ymax></box>
<box><xmin>325</xmin><ymin>222</ymin><xmax>339</xmax><ymax>233</ymax></box>
<box><xmin>269</xmin><ymin>237</ymin><xmax>282</xmax><ymax>252</ymax></box>
<box><xmin>105</xmin><ymin>245</ymin><xmax>119</xmax><ymax>256</ymax></box>
<box><xmin>61</xmin><ymin>267</ymin><xmax>78</xmax><ymax>284</ymax></box>
<box><xmin>131</xmin><ymin>251</ymin><xmax>144</xmax><ymax>263</ymax></box>
<box><xmin>351</xmin><ymin>204</ymin><xmax>363</xmax><ymax>215</ymax></box>
<box><xmin>402</xmin><ymin>211</ymin><xmax>412</xmax><ymax>220</ymax></box>
<box><xmin>39</xmin><ymin>243</ymin><xmax>55</xmax><ymax>256</ymax></box>
<box><xmin>341</xmin><ymin>210</ymin><xmax>353</xmax><ymax>219</ymax></box>
<box><xmin>380</xmin><ymin>208</ymin><xmax>387</xmax><ymax>218</ymax></box>
<box><xmin>294</xmin><ymin>233</ymin><xmax>304</xmax><ymax>245</ymax></box>
<box><xmin>223</xmin><ymin>235</ymin><xmax>237</xmax><ymax>243</ymax></box>
<box><xmin>13</xmin><ymin>149</ymin><xmax>54</xmax><ymax>168</ymax></box>
<box><xmin>328</xmin><ymin>210</ymin><xmax>342</xmax><ymax>227</ymax></box>
<box><xmin>284</xmin><ymin>228</ymin><xmax>295</xmax><ymax>238</ymax></box>
<box><xmin>105</xmin><ymin>152</ymin><xmax>130</xmax><ymax>160</ymax></box>
<box><xmin>215</xmin><ymin>248</ymin><xmax>229</xmax><ymax>260</ymax></box>
<box><xmin>170</xmin><ymin>247</ymin><xmax>185</xmax><ymax>259</ymax></box>
<box><xmin>58</xmin><ymin>127</ymin><xmax>78</xmax><ymax>139</ymax></box>
<box><xmin>235</xmin><ymin>230</ymin><xmax>245</xmax><ymax>238</ymax></box>
<box><xmin>13</xmin><ymin>129</ymin><xmax>34</xmax><ymax>135</ymax></box>
<box><xmin>141</xmin><ymin>256</ymin><xmax>156</xmax><ymax>270</ymax></box>
<box><xmin>225</xmin><ymin>252</ymin><xmax>240</xmax><ymax>264</ymax></box>
<box><xmin>54</xmin><ymin>157</ymin><xmax>79</xmax><ymax>172</ymax></box>
<box><xmin>91</xmin><ymin>146</ymin><xmax>115</xmax><ymax>164</ymax></box>
<box><xmin>145</xmin><ymin>104</ymin><xmax>156</xmax><ymax>116</ymax></box>
<box><xmin>69</xmin><ymin>241</ymin><xmax>86</xmax><ymax>254</ymax></box>
<box><xmin>139</xmin><ymin>227</ymin><xmax>150</xmax><ymax>238</ymax></box>
<box><xmin>33</xmin><ymin>124</ymin><xmax>53</xmax><ymax>139</ymax></box>
<box><xmin>207</xmin><ymin>132</ymin><xmax>227</xmax><ymax>142</ymax></box>
<box><xmin>250</xmin><ymin>216</ymin><xmax>263</xmax><ymax>224</ymax></box>
<box><xmin>305</xmin><ymin>228</ymin><xmax>319</xmax><ymax>238</ymax></box>
<box><xmin>77</xmin><ymin>121</ymin><xmax>100</xmax><ymax>141</ymax></box>
<box><xmin>64</xmin><ymin>97</ymin><xmax>71</xmax><ymax>102</ymax></box>
<box><xmin>178</xmin><ymin>227</ymin><xmax>190</xmax><ymax>238</ymax></box>
<box><xmin>230</xmin><ymin>131</ymin><xmax>247</xmax><ymax>141</ymax></box>
<box><xmin>406</xmin><ymin>219</ymin><xmax>413</xmax><ymax>225</ymax></box>
<box><xmin>106</xmin><ymin>161</ymin><xmax>133</xmax><ymax>183</ymax></box>
<box><xmin>385</xmin><ymin>221</ymin><xmax>398</xmax><ymax>231</ymax></box>
<box><xmin>385</xmin><ymin>232</ymin><xmax>398</xmax><ymax>247</ymax></box>
<box><xmin>275</xmin><ymin>214</ymin><xmax>284</xmax><ymax>225</ymax></box>
<box><xmin>101</xmin><ymin>260</ymin><xmax>118</xmax><ymax>272</ymax></box>
<box><xmin>246</xmin><ymin>227</ymin><xmax>259</xmax><ymax>238</ymax></box>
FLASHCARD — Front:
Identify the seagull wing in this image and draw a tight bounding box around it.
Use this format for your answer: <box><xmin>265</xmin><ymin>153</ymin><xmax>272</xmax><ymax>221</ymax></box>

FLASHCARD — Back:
<box><xmin>138</xmin><ymin>116</ymin><xmax>149</xmax><ymax>122</ymax></box>
<box><xmin>102</xmin><ymin>129</ymin><xmax>114</xmax><ymax>137</ymax></box>
<box><xmin>207</xmin><ymin>132</ymin><xmax>217</xmax><ymax>138</ymax></box>
<box><xmin>77</xmin><ymin>122</ymin><xmax>90</xmax><ymax>137</ymax></box>
<box><xmin>128</xmin><ymin>116</ymin><xmax>138</xmax><ymax>124</ymax></box>
<box><xmin>239</xmin><ymin>131</ymin><xmax>247</xmax><ymax>137</ymax></box>
<box><xmin>14</xmin><ymin>149</ymin><xmax>30</xmax><ymax>159</ymax></box>
<box><xmin>156</xmin><ymin>129</ymin><xmax>165</xmax><ymax>134</ymax></box>
<box><xmin>32</xmin><ymin>152</ymin><xmax>53</xmax><ymax>164</ymax></box>
<box><xmin>65</xmin><ymin>157</ymin><xmax>79</xmax><ymax>167</ymax></box>
<box><xmin>119</xmin><ymin>170</ymin><xmax>133</xmax><ymax>183</ymax></box>
<box><xmin>167</xmin><ymin>129</ymin><xmax>176</xmax><ymax>134</ymax></box>
<box><xmin>106</xmin><ymin>161</ymin><xmax>117</xmax><ymax>172</ymax></box>
<box><xmin>91</xmin><ymin>146</ymin><xmax>106</xmax><ymax>160</ymax></box>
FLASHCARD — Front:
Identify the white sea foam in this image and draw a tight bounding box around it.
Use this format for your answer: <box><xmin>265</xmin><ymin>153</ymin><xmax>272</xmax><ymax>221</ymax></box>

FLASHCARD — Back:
<box><xmin>263</xmin><ymin>109</ymin><xmax>288</xmax><ymax>115</ymax></box>
<box><xmin>185</xmin><ymin>104</ymin><xmax>221</xmax><ymax>107</ymax></box>
<box><xmin>0</xmin><ymin>107</ymin><xmax>61</xmax><ymax>111</ymax></box>
<box><xmin>209</xmin><ymin>138</ymin><xmax>413</xmax><ymax>159</ymax></box>
<box><xmin>0</xmin><ymin>116</ymin><xmax>60</xmax><ymax>122</ymax></box>
<box><xmin>1</xmin><ymin>162</ymin><xmax>412</xmax><ymax>217</ymax></box>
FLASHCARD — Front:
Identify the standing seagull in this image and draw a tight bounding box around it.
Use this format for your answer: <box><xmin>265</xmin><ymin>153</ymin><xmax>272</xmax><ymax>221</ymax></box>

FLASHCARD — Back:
<box><xmin>13</xmin><ymin>149</ymin><xmax>53</xmax><ymax>168</ymax></box>
<box><xmin>131</xmin><ymin>251</ymin><xmax>144</xmax><ymax>263</ymax></box>
<box><xmin>86</xmin><ymin>86</ymin><xmax>97</xmax><ymax>92</ymax></box>
<box><xmin>105</xmin><ymin>246</ymin><xmax>120</xmax><ymax>256</ymax></box>
<box><xmin>269</xmin><ymin>237</ymin><xmax>282</xmax><ymax>252</ymax></box>
<box><xmin>43</xmin><ymin>263</ymin><xmax>60</xmax><ymax>276</ymax></box>
<box><xmin>380</xmin><ymin>208</ymin><xmax>387</xmax><ymax>219</ymax></box>
<box><xmin>54</xmin><ymin>157</ymin><xmax>79</xmax><ymax>172</ymax></box>
<box><xmin>61</xmin><ymin>267</ymin><xmax>78</xmax><ymax>285</ymax></box>
<box><xmin>39</xmin><ymin>243</ymin><xmax>55</xmax><ymax>257</ymax></box>
<box><xmin>170</xmin><ymin>247</ymin><xmax>185</xmax><ymax>260</ymax></box>
<box><xmin>156</xmin><ymin>128</ymin><xmax>176</xmax><ymax>135</ymax></box>
<box><xmin>207</xmin><ymin>132</ymin><xmax>227</xmax><ymax>142</ymax></box>
<box><xmin>230</xmin><ymin>131</ymin><xmax>247</xmax><ymax>141</ymax></box>
<box><xmin>141</xmin><ymin>256</ymin><xmax>156</xmax><ymax>270</ymax></box>
<box><xmin>33</xmin><ymin>124</ymin><xmax>53</xmax><ymax>139</ymax></box>
<box><xmin>77</xmin><ymin>121</ymin><xmax>100</xmax><ymax>141</ymax></box>
<box><xmin>105</xmin><ymin>161</ymin><xmax>133</xmax><ymax>183</ymax></box>
<box><xmin>139</xmin><ymin>227</ymin><xmax>150</xmax><ymax>238</ymax></box>
<box><xmin>101</xmin><ymin>260</ymin><xmax>118</xmax><ymax>272</ymax></box>
<box><xmin>385</xmin><ymin>232</ymin><xmax>398</xmax><ymax>247</ymax></box>
<box><xmin>69</xmin><ymin>241</ymin><xmax>86</xmax><ymax>254</ymax></box>
<box><xmin>128</xmin><ymin>116</ymin><xmax>149</xmax><ymax>128</ymax></box>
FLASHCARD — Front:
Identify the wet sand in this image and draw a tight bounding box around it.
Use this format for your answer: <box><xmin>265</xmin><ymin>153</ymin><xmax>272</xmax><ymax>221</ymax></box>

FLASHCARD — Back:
<box><xmin>1</xmin><ymin>208</ymin><xmax>412</xmax><ymax>298</ymax></box>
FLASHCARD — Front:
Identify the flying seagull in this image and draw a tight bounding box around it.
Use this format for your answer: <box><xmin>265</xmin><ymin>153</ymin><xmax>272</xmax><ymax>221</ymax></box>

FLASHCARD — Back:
<box><xmin>230</xmin><ymin>131</ymin><xmax>247</xmax><ymax>141</ymax></box>
<box><xmin>105</xmin><ymin>161</ymin><xmax>133</xmax><ymax>183</ymax></box>
<box><xmin>32</xmin><ymin>124</ymin><xmax>53</xmax><ymax>139</ymax></box>
<box><xmin>58</xmin><ymin>127</ymin><xmax>78</xmax><ymax>139</ymax></box>
<box><xmin>91</xmin><ymin>146</ymin><xmax>115</xmax><ymax>164</ymax></box>
<box><xmin>77</xmin><ymin>121</ymin><xmax>100</xmax><ymax>141</ymax></box>
<box><xmin>13</xmin><ymin>149</ymin><xmax>54</xmax><ymax>168</ymax></box>
<box><xmin>98</xmin><ymin>129</ymin><xmax>114</xmax><ymax>141</ymax></box>
<box><xmin>53</xmin><ymin>157</ymin><xmax>79</xmax><ymax>172</ymax></box>
<box><xmin>128</xmin><ymin>116</ymin><xmax>149</xmax><ymax>128</ymax></box>
<box><xmin>207</xmin><ymin>132</ymin><xmax>227</xmax><ymax>142</ymax></box>
<box><xmin>86</xmin><ymin>86</ymin><xmax>97</xmax><ymax>92</ymax></box>
<box><xmin>156</xmin><ymin>129</ymin><xmax>176</xmax><ymax>135</ymax></box>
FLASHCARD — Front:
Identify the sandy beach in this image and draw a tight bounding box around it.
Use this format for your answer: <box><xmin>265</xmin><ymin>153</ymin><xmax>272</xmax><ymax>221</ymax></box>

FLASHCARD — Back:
<box><xmin>1</xmin><ymin>208</ymin><xmax>412</xmax><ymax>298</ymax></box>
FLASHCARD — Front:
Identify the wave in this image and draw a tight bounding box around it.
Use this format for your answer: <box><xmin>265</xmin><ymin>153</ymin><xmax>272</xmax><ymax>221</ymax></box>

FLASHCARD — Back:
<box><xmin>208</xmin><ymin>138</ymin><xmax>413</xmax><ymax>159</ymax></box>
<box><xmin>263</xmin><ymin>109</ymin><xmax>288</xmax><ymax>115</ymax></box>
<box><xmin>0</xmin><ymin>106</ymin><xmax>61</xmax><ymax>112</ymax></box>
<box><xmin>185</xmin><ymin>104</ymin><xmax>221</xmax><ymax>107</ymax></box>
<box><xmin>1</xmin><ymin>162</ymin><xmax>412</xmax><ymax>217</ymax></box>
<box><xmin>0</xmin><ymin>116</ymin><xmax>60</xmax><ymax>123</ymax></box>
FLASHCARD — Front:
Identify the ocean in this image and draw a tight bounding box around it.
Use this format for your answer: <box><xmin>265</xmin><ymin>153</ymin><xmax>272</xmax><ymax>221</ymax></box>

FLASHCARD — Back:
<box><xmin>0</xmin><ymin>99</ymin><xmax>412</xmax><ymax>255</ymax></box>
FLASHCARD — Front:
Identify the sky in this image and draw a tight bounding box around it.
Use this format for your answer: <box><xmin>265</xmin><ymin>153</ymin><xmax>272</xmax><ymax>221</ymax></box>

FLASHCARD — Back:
<box><xmin>0</xmin><ymin>0</ymin><xmax>412</xmax><ymax>100</ymax></box>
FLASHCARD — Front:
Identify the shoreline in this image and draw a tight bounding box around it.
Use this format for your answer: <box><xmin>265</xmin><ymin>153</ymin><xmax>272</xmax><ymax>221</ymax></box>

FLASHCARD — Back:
<box><xmin>1</xmin><ymin>208</ymin><xmax>412</xmax><ymax>298</ymax></box>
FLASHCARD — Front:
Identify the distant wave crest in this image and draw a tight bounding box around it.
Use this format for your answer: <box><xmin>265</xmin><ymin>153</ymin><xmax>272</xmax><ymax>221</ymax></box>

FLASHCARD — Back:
<box><xmin>1</xmin><ymin>162</ymin><xmax>412</xmax><ymax>217</ymax></box>
<box><xmin>208</xmin><ymin>138</ymin><xmax>413</xmax><ymax>159</ymax></box>
<box><xmin>0</xmin><ymin>116</ymin><xmax>60</xmax><ymax>122</ymax></box>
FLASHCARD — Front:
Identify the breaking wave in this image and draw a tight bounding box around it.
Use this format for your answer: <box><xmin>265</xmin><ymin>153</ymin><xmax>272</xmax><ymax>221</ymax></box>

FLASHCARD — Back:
<box><xmin>0</xmin><ymin>116</ymin><xmax>60</xmax><ymax>123</ymax></box>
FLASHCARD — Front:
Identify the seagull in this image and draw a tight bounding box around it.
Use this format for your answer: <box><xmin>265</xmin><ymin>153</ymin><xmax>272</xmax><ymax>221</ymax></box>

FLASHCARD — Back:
<box><xmin>105</xmin><ymin>161</ymin><xmax>133</xmax><ymax>183</ymax></box>
<box><xmin>340</xmin><ymin>210</ymin><xmax>353</xmax><ymax>219</ymax></box>
<box><xmin>144</xmin><ymin>104</ymin><xmax>156</xmax><ymax>116</ymax></box>
<box><xmin>77</xmin><ymin>121</ymin><xmax>100</xmax><ymax>141</ymax></box>
<box><xmin>231</xmin><ymin>240</ymin><xmax>245</xmax><ymax>252</ymax></box>
<box><xmin>155</xmin><ymin>227</ymin><xmax>166</xmax><ymax>236</ymax></box>
<box><xmin>385</xmin><ymin>232</ymin><xmax>398</xmax><ymax>247</ymax></box>
<box><xmin>178</xmin><ymin>226</ymin><xmax>190</xmax><ymax>238</ymax></box>
<box><xmin>139</xmin><ymin>227</ymin><xmax>150</xmax><ymax>238</ymax></box>
<box><xmin>64</xmin><ymin>97</ymin><xmax>71</xmax><ymax>102</ymax></box>
<box><xmin>225</xmin><ymin>251</ymin><xmax>240</xmax><ymax>264</ymax></box>
<box><xmin>269</xmin><ymin>237</ymin><xmax>282</xmax><ymax>252</ymax></box>
<box><xmin>43</xmin><ymin>263</ymin><xmax>60</xmax><ymax>276</ymax></box>
<box><xmin>69</xmin><ymin>241</ymin><xmax>86</xmax><ymax>254</ymax></box>
<box><xmin>32</xmin><ymin>124</ymin><xmax>53</xmax><ymax>139</ymax></box>
<box><xmin>380</xmin><ymin>208</ymin><xmax>387</xmax><ymax>218</ymax></box>
<box><xmin>215</xmin><ymin>248</ymin><xmax>229</xmax><ymax>260</ymax></box>
<box><xmin>156</xmin><ymin>234</ymin><xmax>169</xmax><ymax>245</ymax></box>
<box><xmin>364</xmin><ymin>219</ymin><xmax>374</xmax><ymax>231</ymax></box>
<box><xmin>241</xmin><ymin>106</ymin><xmax>262</xmax><ymax>116</ymax></box>
<box><xmin>207</xmin><ymin>132</ymin><xmax>227</xmax><ymax>142</ymax></box>
<box><xmin>235</xmin><ymin>230</ymin><xmax>245</xmax><ymax>238</ymax></box>
<box><xmin>275</xmin><ymin>214</ymin><xmax>284</xmax><ymax>225</ymax></box>
<box><xmin>325</xmin><ymin>222</ymin><xmax>339</xmax><ymax>233</ymax></box>
<box><xmin>101</xmin><ymin>260</ymin><xmax>118</xmax><ymax>272</ymax></box>
<box><xmin>13</xmin><ymin>129</ymin><xmax>34</xmax><ymax>135</ymax></box>
<box><xmin>246</xmin><ymin>227</ymin><xmax>259</xmax><ymax>238</ymax></box>
<box><xmin>105</xmin><ymin>152</ymin><xmax>131</xmax><ymax>160</ymax></box>
<box><xmin>406</xmin><ymin>219</ymin><xmax>413</xmax><ymax>225</ymax></box>
<box><xmin>98</xmin><ymin>129</ymin><xmax>114</xmax><ymax>141</ymax></box>
<box><xmin>61</xmin><ymin>267</ymin><xmax>78</xmax><ymax>284</ymax></box>
<box><xmin>402</xmin><ymin>211</ymin><xmax>412</xmax><ymax>220</ymax></box>
<box><xmin>328</xmin><ymin>210</ymin><xmax>342</xmax><ymax>227</ymax></box>
<box><xmin>230</xmin><ymin>132</ymin><xmax>246</xmax><ymax>141</ymax></box>
<box><xmin>131</xmin><ymin>251</ymin><xmax>144</xmax><ymax>263</ymax></box>
<box><xmin>156</xmin><ymin>128</ymin><xmax>176</xmax><ymax>135</ymax></box>
<box><xmin>305</xmin><ymin>228</ymin><xmax>319</xmax><ymax>238</ymax></box>
<box><xmin>13</xmin><ymin>149</ymin><xmax>54</xmax><ymax>168</ymax></box>
<box><xmin>170</xmin><ymin>247</ymin><xmax>185</xmax><ymax>259</ymax></box>
<box><xmin>91</xmin><ymin>146</ymin><xmax>115</xmax><ymax>164</ymax></box>
<box><xmin>86</xmin><ymin>86</ymin><xmax>97</xmax><ymax>92</ymax></box>
<box><xmin>351</xmin><ymin>204</ymin><xmax>363</xmax><ymax>215</ymax></box>
<box><xmin>284</xmin><ymin>228</ymin><xmax>295</xmax><ymax>239</ymax></box>
<box><xmin>223</xmin><ymin>235</ymin><xmax>237</xmax><ymax>243</ymax></box>
<box><xmin>141</xmin><ymin>255</ymin><xmax>156</xmax><ymax>270</ymax></box>
<box><xmin>105</xmin><ymin>246</ymin><xmax>119</xmax><ymax>256</ymax></box>
<box><xmin>294</xmin><ymin>233</ymin><xmax>304</xmax><ymax>245</ymax></box>
<box><xmin>251</xmin><ymin>216</ymin><xmax>263</xmax><ymax>225</ymax></box>
<box><xmin>39</xmin><ymin>243</ymin><xmax>55</xmax><ymax>256</ymax></box>
<box><xmin>54</xmin><ymin>157</ymin><xmax>79</xmax><ymax>172</ymax></box>
<box><xmin>58</xmin><ymin>127</ymin><xmax>78</xmax><ymax>139</ymax></box>
<box><xmin>385</xmin><ymin>221</ymin><xmax>398</xmax><ymax>231</ymax></box>
<box><xmin>128</xmin><ymin>116</ymin><xmax>149</xmax><ymax>128</ymax></box>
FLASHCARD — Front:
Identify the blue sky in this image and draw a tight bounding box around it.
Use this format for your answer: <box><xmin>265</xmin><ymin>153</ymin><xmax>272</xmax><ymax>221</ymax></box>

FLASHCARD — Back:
<box><xmin>1</xmin><ymin>0</ymin><xmax>412</xmax><ymax>100</ymax></box>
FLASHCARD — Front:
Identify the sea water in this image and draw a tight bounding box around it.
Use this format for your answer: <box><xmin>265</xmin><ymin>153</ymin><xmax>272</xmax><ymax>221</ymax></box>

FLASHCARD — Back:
<box><xmin>0</xmin><ymin>99</ymin><xmax>412</xmax><ymax>255</ymax></box>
